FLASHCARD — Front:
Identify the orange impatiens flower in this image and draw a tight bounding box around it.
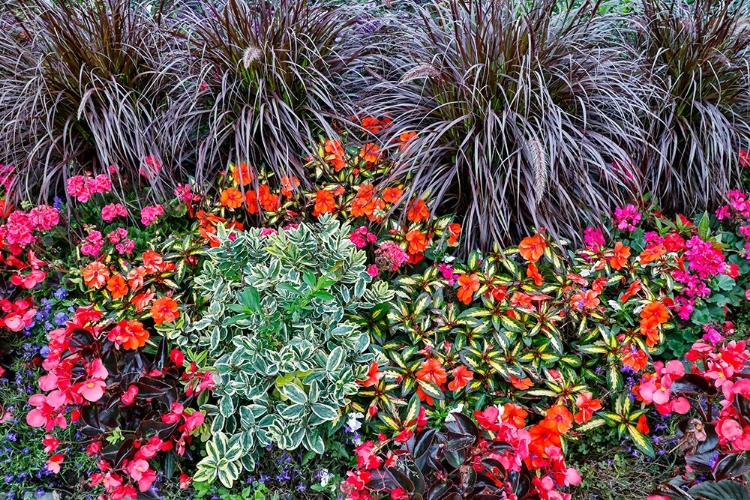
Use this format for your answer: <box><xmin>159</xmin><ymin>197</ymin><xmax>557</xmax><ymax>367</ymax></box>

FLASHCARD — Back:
<box><xmin>359</xmin><ymin>143</ymin><xmax>380</xmax><ymax>164</ymax></box>
<box><xmin>258</xmin><ymin>184</ymin><xmax>279</xmax><ymax>212</ymax></box>
<box><xmin>398</xmin><ymin>131</ymin><xmax>417</xmax><ymax>150</ymax></box>
<box><xmin>500</xmin><ymin>403</ymin><xmax>528</xmax><ymax>429</ymax></box>
<box><xmin>132</xmin><ymin>290</ymin><xmax>155</xmax><ymax>313</ymax></box>
<box><xmin>636</xmin><ymin>415</ymin><xmax>650</xmax><ymax>435</ymax></box>
<box><xmin>571</xmin><ymin>289</ymin><xmax>600</xmax><ymax>311</ymax></box>
<box><xmin>574</xmin><ymin>391</ymin><xmax>602</xmax><ymax>424</ymax></box>
<box><xmin>245</xmin><ymin>189</ymin><xmax>259</xmax><ymax>214</ymax></box>
<box><xmin>82</xmin><ymin>262</ymin><xmax>110</xmax><ymax>289</ymax></box>
<box><xmin>280</xmin><ymin>176</ymin><xmax>300</xmax><ymax>197</ymax></box>
<box><xmin>231</xmin><ymin>162</ymin><xmax>254</xmax><ymax>186</ymax></box>
<box><xmin>405</xmin><ymin>229</ymin><xmax>428</xmax><ymax>255</ymax></box>
<box><xmin>510</xmin><ymin>376</ymin><xmax>534</xmax><ymax>390</ymax></box>
<box><xmin>640</xmin><ymin>301</ymin><xmax>669</xmax><ymax>330</ymax></box>
<box><xmin>526</xmin><ymin>263</ymin><xmax>543</xmax><ymax>286</ymax></box>
<box><xmin>620</xmin><ymin>279</ymin><xmax>642</xmax><ymax>303</ymax></box>
<box><xmin>447</xmin><ymin>365</ymin><xmax>474</xmax><ymax>391</ymax></box>
<box><xmin>358</xmin><ymin>362</ymin><xmax>383</xmax><ymax>387</ymax></box>
<box><xmin>220</xmin><ymin>188</ymin><xmax>243</xmax><ymax>209</ymax></box>
<box><xmin>447</xmin><ymin>223</ymin><xmax>461</xmax><ymax>246</ymax></box>
<box><xmin>127</xmin><ymin>266</ymin><xmax>147</xmax><ymax>292</ymax></box>
<box><xmin>406</xmin><ymin>199</ymin><xmax>429</xmax><ymax>223</ymax></box>
<box><xmin>543</xmin><ymin>405</ymin><xmax>574</xmax><ymax>435</ymax></box>
<box><xmin>621</xmin><ymin>345</ymin><xmax>648</xmax><ymax>372</ymax></box>
<box><xmin>108</xmin><ymin>319</ymin><xmax>149</xmax><ymax>350</ymax></box>
<box><xmin>324</xmin><ymin>139</ymin><xmax>346</xmax><ymax>172</ymax></box>
<box><xmin>351</xmin><ymin>184</ymin><xmax>377</xmax><ymax>218</ymax></box>
<box><xmin>416</xmin><ymin>358</ymin><xmax>447</xmax><ymax>386</ymax></box>
<box><xmin>639</xmin><ymin>244</ymin><xmax>666</xmax><ymax>264</ymax></box>
<box><xmin>457</xmin><ymin>273</ymin><xmax>480</xmax><ymax>304</ymax></box>
<box><xmin>518</xmin><ymin>234</ymin><xmax>546</xmax><ymax>263</ymax></box>
<box><xmin>151</xmin><ymin>296</ymin><xmax>180</xmax><ymax>325</ymax></box>
<box><xmin>382</xmin><ymin>187</ymin><xmax>403</xmax><ymax>204</ymax></box>
<box><xmin>106</xmin><ymin>274</ymin><xmax>128</xmax><ymax>300</ymax></box>
<box><xmin>313</xmin><ymin>190</ymin><xmax>336</xmax><ymax>217</ymax></box>
<box><xmin>609</xmin><ymin>242</ymin><xmax>631</xmax><ymax>270</ymax></box>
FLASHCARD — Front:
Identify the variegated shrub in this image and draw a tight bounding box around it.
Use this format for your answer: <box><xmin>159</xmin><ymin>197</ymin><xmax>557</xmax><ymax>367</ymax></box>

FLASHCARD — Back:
<box><xmin>183</xmin><ymin>215</ymin><xmax>392</xmax><ymax>487</ymax></box>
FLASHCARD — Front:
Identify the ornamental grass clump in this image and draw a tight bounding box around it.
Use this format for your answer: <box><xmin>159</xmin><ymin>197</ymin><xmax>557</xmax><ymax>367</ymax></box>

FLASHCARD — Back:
<box><xmin>0</xmin><ymin>0</ymin><xmax>200</xmax><ymax>203</ymax></box>
<box><xmin>628</xmin><ymin>0</ymin><xmax>750</xmax><ymax>215</ymax></box>
<box><xmin>366</xmin><ymin>0</ymin><xmax>646</xmax><ymax>251</ymax></box>
<box><xmin>183</xmin><ymin>215</ymin><xmax>393</xmax><ymax>487</ymax></box>
<box><xmin>187</xmin><ymin>0</ymin><xmax>373</xmax><ymax>190</ymax></box>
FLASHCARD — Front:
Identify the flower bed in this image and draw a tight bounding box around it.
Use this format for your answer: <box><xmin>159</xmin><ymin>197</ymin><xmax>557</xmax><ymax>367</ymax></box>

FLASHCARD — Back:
<box><xmin>2</xmin><ymin>122</ymin><xmax>750</xmax><ymax>499</ymax></box>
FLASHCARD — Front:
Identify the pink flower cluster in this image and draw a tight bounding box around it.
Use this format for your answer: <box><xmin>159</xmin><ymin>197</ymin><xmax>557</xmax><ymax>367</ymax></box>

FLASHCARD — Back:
<box><xmin>101</xmin><ymin>203</ymin><xmax>128</xmax><ymax>222</ymax></box>
<box><xmin>633</xmin><ymin>360</ymin><xmax>690</xmax><ymax>416</ymax></box>
<box><xmin>0</xmin><ymin>297</ymin><xmax>37</xmax><ymax>332</ymax></box>
<box><xmin>350</xmin><ymin>226</ymin><xmax>377</xmax><ymax>249</ymax></box>
<box><xmin>374</xmin><ymin>241</ymin><xmax>409</xmax><ymax>271</ymax></box>
<box><xmin>140</xmin><ymin>204</ymin><xmax>164</xmax><ymax>226</ymax></box>
<box><xmin>0</xmin><ymin>164</ymin><xmax>15</xmax><ymax>191</ymax></box>
<box><xmin>66</xmin><ymin>173</ymin><xmax>112</xmax><ymax>202</ymax></box>
<box><xmin>107</xmin><ymin>227</ymin><xmax>134</xmax><ymax>255</ymax></box>
<box><xmin>584</xmin><ymin>226</ymin><xmax>605</xmax><ymax>250</ymax></box>
<box><xmin>80</xmin><ymin>230</ymin><xmax>104</xmax><ymax>257</ymax></box>
<box><xmin>683</xmin><ymin>236</ymin><xmax>726</xmax><ymax>279</ymax></box>
<box><xmin>0</xmin><ymin>205</ymin><xmax>59</xmax><ymax>247</ymax></box>
<box><xmin>614</xmin><ymin>204</ymin><xmax>641</xmax><ymax>232</ymax></box>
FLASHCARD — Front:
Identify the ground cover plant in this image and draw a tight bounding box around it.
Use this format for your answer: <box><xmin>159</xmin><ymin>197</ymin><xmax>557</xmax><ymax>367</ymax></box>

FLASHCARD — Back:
<box><xmin>3</xmin><ymin>0</ymin><xmax>750</xmax><ymax>499</ymax></box>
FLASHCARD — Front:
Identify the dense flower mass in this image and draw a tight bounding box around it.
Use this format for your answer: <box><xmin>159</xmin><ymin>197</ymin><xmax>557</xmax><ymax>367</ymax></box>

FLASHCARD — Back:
<box><xmin>4</xmin><ymin>142</ymin><xmax>750</xmax><ymax>499</ymax></box>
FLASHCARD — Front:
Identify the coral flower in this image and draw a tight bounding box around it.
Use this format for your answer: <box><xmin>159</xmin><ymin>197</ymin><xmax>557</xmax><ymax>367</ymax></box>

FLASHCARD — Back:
<box><xmin>231</xmin><ymin>162</ymin><xmax>254</xmax><ymax>186</ymax></box>
<box><xmin>398</xmin><ymin>131</ymin><xmax>417</xmax><ymax>150</ymax></box>
<box><xmin>82</xmin><ymin>262</ymin><xmax>110</xmax><ymax>289</ymax></box>
<box><xmin>358</xmin><ymin>362</ymin><xmax>383</xmax><ymax>387</ymax></box>
<box><xmin>518</xmin><ymin>234</ymin><xmax>546</xmax><ymax>263</ymax></box>
<box><xmin>639</xmin><ymin>244</ymin><xmax>666</xmax><ymax>264</ymax></box>
<box><xmin>245</xmin><ymin>189</ymin><xmax>259</xmax><ymax>214</ymax></box>
<box><xmin>151</xmin><ymin>297</ymin><xmax>179</xmax><ymax>325</ymax></box>
<box><xmin>416</xmin><ymin>358</ymin><xmax>447</xmax><ymax>386</ymax></box>
<box><xmin>544</xmin><ymin>405</ymin><xmax>574</xmax><ymax>434</ymax></box>
<box><xmin>313</xmin><ymin>190</ymin><xmax>336</xmax><ymax>217</ymax></box>
<box><xmin>406</xmin><ymin>199</ymin><xmax>430</xmax><ymax>223</ymax></box>
<box><xmin>405</xmin><ymin>229</ymin><xmax>428</xmax><ymax>255</ymax></box>
<box><xmin>382</xmin><ymin>187</ymin><xmax>403</xmax><ymax>204</ymax></box>
<box><xmin>640</xmin><ymin>301</ymin><xmax>669</xmax><ymax>330</ymax></box>
<box><xmin>359</xmin><ymin>143</ymin><xmax>380</xmax><ymax>164</ymax></box>
<box><xmin>527</xmin><ymin>263</ymin><xmax>543</xmax><ymax>286</ymax></box>
<box><xmin>447</xmin><ymin>365</ymin><xmax>474</xmax><ymax>391</ymax></box>
<box><xmin>609</xmin><ymin>242</ymin><xmax>631</xmax><ymax>270</ymax></box>
<box><xmin>574</xmin><ymin>391</ymin><xmax>602</xmax><ymax>424</ymax></box>
<box><xmin>500</xmin><ymin>403</ymin><xmax>528</xmax><ymax>429</ymax></box>
<box><xmin>280</xmin><ymin>176</ymin><xmax>300</xmax><ymax>197</ymax></box>
<box><xmin>220</xmin><ymin>188</ymin><xmax>244</xmax><ymax>209</ymax></box>
<box><xmin>457</xmin><ymin>273</ymin><xmax>480</xmax><ymax>304</ymax></box>
<box><xmin>324</xmin><ymin>139</ymin><xmax>346</xmax><ymax>172</ymax></box>
<box><xmin>258</xmin><ymin>184</ymin><xmax>279</xmax><ymax>212</ymax></box>
<box><xmin>106</xmin><ymin>274</ymin><xmax>128</xmax><ymax>300</ymax></box>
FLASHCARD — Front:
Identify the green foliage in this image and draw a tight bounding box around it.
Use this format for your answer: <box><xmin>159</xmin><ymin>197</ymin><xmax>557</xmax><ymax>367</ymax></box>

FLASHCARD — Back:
<box><xmin>184</xmin><ymin>215</ymin><xmax>392</xmax><ymax>486</ymax></box>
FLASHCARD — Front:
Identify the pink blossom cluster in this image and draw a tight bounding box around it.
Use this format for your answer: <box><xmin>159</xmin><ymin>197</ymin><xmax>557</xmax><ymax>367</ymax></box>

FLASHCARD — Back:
<box><xmin>374</xmin><ymin>240</ymin><xmax>409</xmax><ymax>271</ymax></box>
<box><xmin>584</xmin><ymin>226</ymin><xmax>605</xmax><ymax>250</ymax></box>
<box><xmin>0</xmin><ymin>205</ymin><xmax>59</xmax><ymax>247</ymax></box>
<box><xmin>614</xmin><ymin>204</ymin><xmax>641</xmax><ymax>232</ymax></box>
<box><xmin>101</xmin><ymin>203</ymin><xmax>128</xmax><ymax>222</ymax></box>
<box><xmin>633</xmin><ymin>360</ymin><xmax>690</xmax><ymax>416</ymax></box>
<box><xmin>0</xmin><ymin>297</ymin><xmax>37</xmax><ymax>332</ymax></box>
<box><xmin>438</xmin><ymin>263</ymin><xmax>458</xmax><ymax>285</ymax></box>
<box><xmin>140</xmin><ymin>204</ymin><xmax>164</xmax><ymax>226</ymax></box>
<box><xmin>139</xmin><ymin>155</ymin><xmax>162</xmax><ymax>180</ymax></box>
<box><xmin>350</xmin><ymin>226</ymin><xmax>377</xmax><ymax>249</ymax></box>
<box><xmin>683</xmin><ymin>235</ymin><xmax>726</xmax><ymax>279</ymax></box>
<box><xmin>174</xmin><ymin>184</ymin><xmax>194</xmax><ymax>203</ymax></box>
<box><xmin>80</xmin><ymin>230</ymin><xmax>104</xmax><ymax>257</ymax></box>
<box><xmin>66</xmin><ymin>173</ymin><xmax>112</xmax><ymax>202</ymax></box>
<box><xmin>107</xmin><ymin>227</ymin><xmax>135</xmax><ymax>255</ymax></box>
